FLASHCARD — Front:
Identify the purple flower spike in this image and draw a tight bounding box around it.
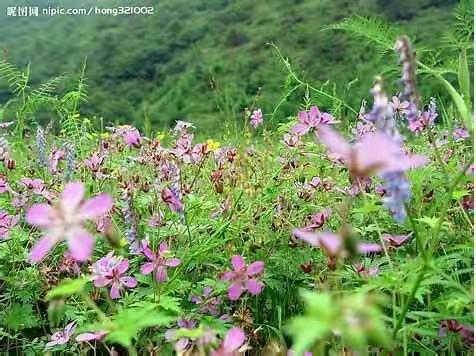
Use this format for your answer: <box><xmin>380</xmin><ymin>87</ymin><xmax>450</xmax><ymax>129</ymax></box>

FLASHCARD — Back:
<box><xmin>161</xmin><ymin>187</ymin><xmax>184</xmax><ymax>213</ymax></box>
<box><xmin>221</xmin><ymin>255</ymin><xmax>264</xmax><ymax>301</ymax></box>
<box><xmin>46</xmin><ymin>322</ymin><xmax>76</xmax><ymax>349</ymax></box>
<box><xmin>140</xmin><ymin>240</ymin><xmax>181</xmax><ymax>283</ymax></box>
<box><xmin>91</xmin><ymin>252</ymin><xmax>137</xmax><ymax>299</ymax></box>
<box><xmin>26</xmin><ymin>182</ymin><xmax>113</xmax><ymax>263</ymax></box>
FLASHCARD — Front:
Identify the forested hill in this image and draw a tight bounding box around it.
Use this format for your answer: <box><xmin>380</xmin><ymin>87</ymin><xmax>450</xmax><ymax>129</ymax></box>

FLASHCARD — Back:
<box><xmin>0</xmin><ymin>0</ymin><xmax>458</xmax><ymax>131</ymax></box>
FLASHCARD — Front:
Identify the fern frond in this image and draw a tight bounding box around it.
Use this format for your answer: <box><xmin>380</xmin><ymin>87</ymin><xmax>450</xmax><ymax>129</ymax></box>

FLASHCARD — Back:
<box><xmin>0</xmin><ymin>60</ymin><xmax>29</xmax><ymax>96</ymax></box>
<box><xmin>32</xmin><ymin>75</ymin><xmax>67</xmax><ymax>97</ymax></box>
<box><xmin>323</xmin><ymin>15</ymin><xmax>400</xmax><ymax>53</ymax></box>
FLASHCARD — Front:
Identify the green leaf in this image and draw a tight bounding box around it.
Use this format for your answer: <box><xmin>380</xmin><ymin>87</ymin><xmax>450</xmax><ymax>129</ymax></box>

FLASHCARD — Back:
<box><xmin>106</xmin><ymin>306</ymin><xmax>175</xmax><ymax>347</ymax></box>
<box><xmin>415</xmin><ymin>216</ymin><xmax>439</xmax><ymax>229</ymax></box>
<box><xmin>46</xmin><ymin>277</ymin><xmax>89</xmax><ymax>300</ymax></box>
<box><xmin>458</xmin><ymin>50</ymin><xmax>471</xmax><ymax>111</ymax></box>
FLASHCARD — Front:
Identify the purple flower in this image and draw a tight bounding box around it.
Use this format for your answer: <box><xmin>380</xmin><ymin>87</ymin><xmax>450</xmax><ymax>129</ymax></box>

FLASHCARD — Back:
<box><xmin>91</xmin><ymin>252</ymin><xmax>137</xmax><ymax>299</ymax></box>
<box><xmin>249</xmin><ymin>109</ymin><xmax>263</xmax><ymax>129</ymax></box>
<box><xmin>190</xmin><ymin>286</ymin><xmax>222</xmax><ymax>315</ymax></box>
<box><xmin>26</xmin><ymin>182</ymin><xmax>113</xmax><ymax>263</ymax></box>
<box><xmin>221</xmin><ymin>255</ymin><xmax>264</xmax><ymax>300</ymax></box>
<box><xmin>140</xmin><ymin>240</ymin><xmax>181</xmax><ymax>283</ymax></box>
<box><xmin>212</xmin><ymin>327</ymin><xmax>246</xmax><ymax>356</ymax></box>
<box><xmin>75</xmin><ymin>330</ymin><xmax>107</xmax><ymax>343</ymax></box>
<box><xmin>161</xmin><ymin>187</ymin><xmax>184</xmax><ymax>213</ymax></box>
<box><xmin>46</xmin><ymin>322</ymin><xmax>76</xmax><ymax>349</ymax></box>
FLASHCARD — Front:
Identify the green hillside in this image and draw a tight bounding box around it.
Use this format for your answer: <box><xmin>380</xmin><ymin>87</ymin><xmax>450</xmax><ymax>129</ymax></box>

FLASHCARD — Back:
<box><xmin>0</xmin><ymin>0</ymin><xmax>459</xmax><ymax>131</ymax></box>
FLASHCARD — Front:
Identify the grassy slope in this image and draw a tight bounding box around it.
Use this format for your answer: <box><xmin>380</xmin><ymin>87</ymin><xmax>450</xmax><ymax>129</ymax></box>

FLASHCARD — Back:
<box><xmin>0</xmin><ymin>0</ymin><xmax>457</xmax><ymax>131</ymax></box>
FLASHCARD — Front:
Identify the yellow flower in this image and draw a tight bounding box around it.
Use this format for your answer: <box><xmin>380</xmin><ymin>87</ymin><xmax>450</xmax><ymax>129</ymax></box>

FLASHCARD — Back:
<box><xmin>206</xmin><ymin>139</ymin><xmax>221</xmax><ymax>151</ymax></box>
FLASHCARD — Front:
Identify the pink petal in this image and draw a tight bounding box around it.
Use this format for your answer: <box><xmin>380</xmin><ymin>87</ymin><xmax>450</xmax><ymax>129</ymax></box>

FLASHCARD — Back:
<box><xmin>319</xmin><ymin>233</ymin><xmax>342</xmax><ymax>257</ymax></box>
<box><xmin>120</xmin><ymin>276</ymin><xmax>137</xmax><ymax>288</ymax></box>
<box><xmin>78</xmin><ymin>193</ymin><xmax>113</xmax><ymax>220</ymax></box>
<box><xmin>223</xmin><ymin>327</ymin><xmax>246</xmax><ymax>352</ymax></box>
<box><xmin>116</xmin><ymin>259</ymin><xmax>129</xmax><ymax>274</ymax></box>
<box><xmin>26</xmin><ymin>204</ymin><xmax>54</xmax><ymax>227</ymax></box>
<box><xmin>357</xmin><ymin>242</ymin><xmax>382</xmax><ymax>254</ymax></box>
<box><xmin>165</xmin><ymin>258</ymin><xmax>181</xmax><ymax>267</ymax></box>
<box><xmin>110</xmin><ymin>282</ymin><xmax>121</xmax><ymax>299</ymax></box>
<box><xmin>61</xmin><ymin>182</ymin><xmax>85</xmax><ymax>214</ymax></box>
<box><xmin>140</xmin><ymin>262</ymin><xmax>154</xmax><ymax>275</ymax></box>
<box><xmin>93</xmin><ymin>276</ymin><xmax>111</xmax><ymax>288</ymax></box>
<box><xmin>156</xmin><ymin>266</ymin><xmax>168</xmax><ymax>282</ymax></box>
<box><xmin>291</xmin><ymin>123</ymin><xmax>310</xmax><ymax>136</ymax></box>
<box><xmin>231</xmin><ymin>255</ymin><xmax>245</xmax><ymax>271</ymax></box>
<box><xmin>247</xmin><ymin>261</ymin><xmax>264</xmax><ymax>276</ymax></box>
<box><xmin>293</xmin><ymin>229</ymin><xmax>320</xmax><ymax>246</ymax></box>
<box><xmin>245</xmin><ymin>279</ymin><xmax>264</xmax><ymax>295</ymax></box>
<box><xmin>141</xmin><ymin>241</ymin><xmax>156</xmax><ymax>260</ymax></box>
<box><xmin>28</xmin><ymin>235</ymin><xmax>57</xmax><ymax>263</ymax></box>
<box><xmin>228</xmin><ymin>283</ymin><xmax>243</xmax><ymax>301</ymax></box>
<box><xmin>67</xmin><ymin>228</ymin><xmax>94</xmax><ymax>262</ymax></box>
<box><xmin>316</xmin><ymin>125</ymin><xmax>351</xmax><ymax>162</ymax></box>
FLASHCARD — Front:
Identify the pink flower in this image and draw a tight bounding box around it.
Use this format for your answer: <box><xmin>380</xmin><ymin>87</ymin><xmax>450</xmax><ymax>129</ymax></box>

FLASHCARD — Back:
<box><xmin>75</xmin><ymin>330</ymin><xmax>107</xmax><ymax>343</ymax></box>
<box><xmin>291</xmin><ymin>106</ymin><xmax>335</xmax><ymax>136</ymax></box>
<box><xmin>306</xmin><ymin>208</ymin><xmax>332</xmax><ymax>229</ymax></box>
<box><xmin>0</xmin><ymin>211</ymin><xmax>18</xmax><ymax>240</ymax></box>
<box><xmin>391</xmin><ymin>96</ymin><xmax>410</xmax><ymax>115</ymax></box>
<box><xmin>46</xmin><ymin>322</ymin><xmax>76</xmax><ymax>349</ymax></box>
<box><xmin>84</xmin><ymin>152</ymin><xmax>105</xmax><ymax>172</ymax></box>
<box><xmin>26</xmin><ymin>182</ymin><xmax>113</xmax><ymax>263</ymax></box>
<box><xmin>283</xmin><ymin>133</ymin><xmax>300</xmax><ymax>148</ymax></box>
<box><xmin>354</xmin><ymin>263</ymin><xmax>379</xmax><ymax>278</ymax></box>
<box><xmin>91</xmin><ymin>252</ymin><xmax>137</xmax><ymax>299</ymax></box>
<box><xmin>316</xmin><ymin>125</ymin><xmax>427</xmax><ymax>178</ymax></box>
<box><xmin>382</xmin><ymin>233</ymin><xmax>411</xmax><ymax>248</ymax></box>
<box><xmin>212</xmin><ymin>327</ymin><xmax>246</xmax><ymax>356</ymax></box>
<box><xmin>221</xmin><ymin>255</ymin><xmax>265</xmax><ymax>300</ymax></box>
<box><xmin>123</xmin><ymin>128</ymin><xmax>141</xmax><ymax>148</ymax></box>
<box><xmin>249</xmin><ymin>109</ymin><xmax>263</xmax><ymax>129</ymax></box>
<box><xmin>453</xmin><ymin>128</ymin><xmax>469</xmax><ymax>141</ymax></box>
<box><xmin>48</xmin><ymin>148</ymin><xmax>65</xmax><ymax>174</ymax></box>
<box><xmin>140</xmin><ymin>240</ymin><xmax>181</xmax><ymax>283</ymax></box>
<box><xmin>293</xmin><ymin>230</ymin><xmax>381</xmax><ymax>260</ymax></box>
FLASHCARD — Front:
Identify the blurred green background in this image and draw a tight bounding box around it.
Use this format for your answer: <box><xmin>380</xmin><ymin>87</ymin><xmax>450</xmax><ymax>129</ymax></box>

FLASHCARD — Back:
<box><xmin>0</xmin><ymin>0</ymin><xmax>459</xmax><ymax>131</ymax></box>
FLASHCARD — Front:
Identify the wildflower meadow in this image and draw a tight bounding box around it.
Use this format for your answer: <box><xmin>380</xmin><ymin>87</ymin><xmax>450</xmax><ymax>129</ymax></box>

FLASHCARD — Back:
<box><xmin>0</xmin><ymin>1</ymin><xmax>473</xmax><ymax>355</ymax></box>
